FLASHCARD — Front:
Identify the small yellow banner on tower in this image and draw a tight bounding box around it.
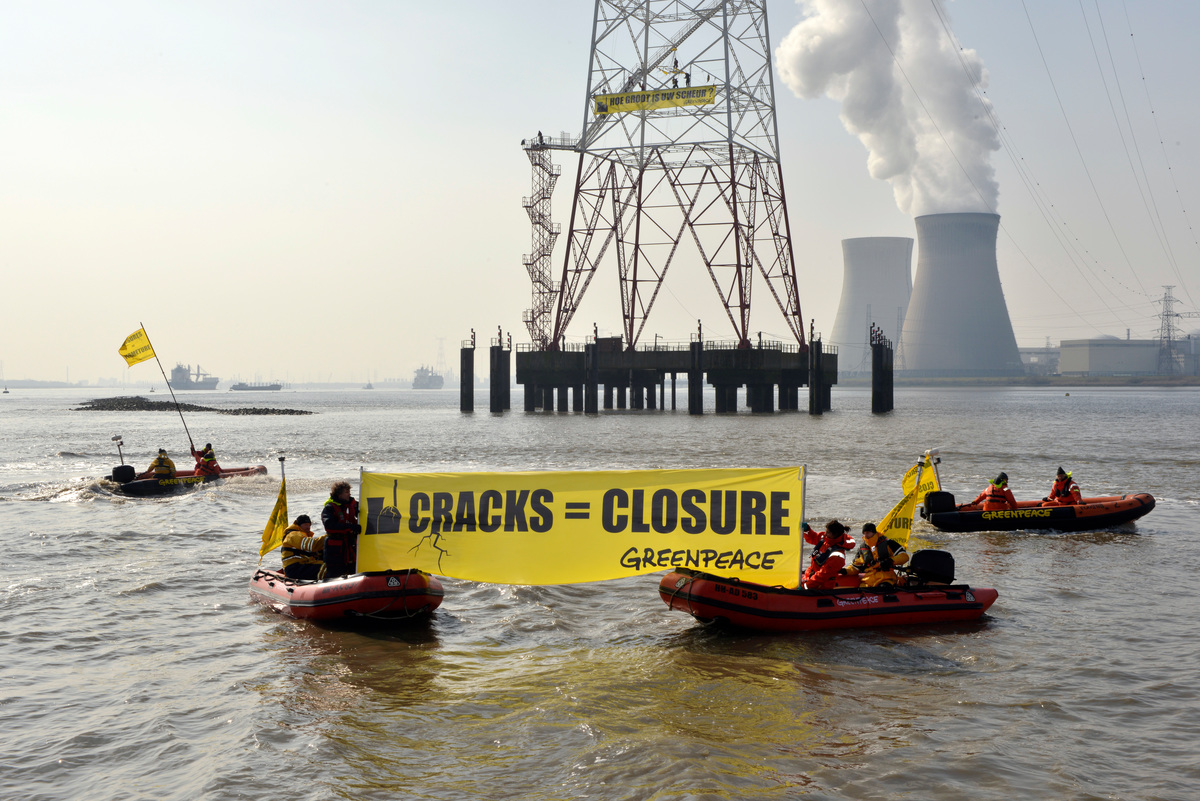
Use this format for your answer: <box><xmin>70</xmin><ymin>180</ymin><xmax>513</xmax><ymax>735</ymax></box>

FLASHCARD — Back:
<box><xmin>593</xmin><ymin>85</ymin><xmax>717</xmax><ymax>116</ymax></box>
<box><xmin>358</xmin><ymin>466</ymin><xmax>806</xmax><ymax>587</ymax></box>
<box><xmin>118</xmin><ymin>328</ymin><xmax>155</xmax><ymax>367</ymax></box>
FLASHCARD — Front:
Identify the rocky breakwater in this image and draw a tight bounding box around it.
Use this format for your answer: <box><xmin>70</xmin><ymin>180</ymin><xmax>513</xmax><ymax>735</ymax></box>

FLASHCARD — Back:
<box><xmin>75</xmin><ymin>396</ymin><xmax>313</xmax><ymax>415</ymax></box>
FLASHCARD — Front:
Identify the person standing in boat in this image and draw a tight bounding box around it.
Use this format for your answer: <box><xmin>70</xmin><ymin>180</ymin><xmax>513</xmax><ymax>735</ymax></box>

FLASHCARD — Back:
<box><xmin>965</xmin><ymin>472</ymin><xmax>1017</xmax><ymax>511</ymax></box>
<box><xmin>321</xmin><ymin>481</ymin><xmax>360</xmax><ymax>578</ymax></box>
<box><xmin>845</xmin><ymin>523</ymin><xmax>909</xmax><ymax>588</ymax></box>
<box><xmin>801</xmin><ymin>519</ymin><xmax>854</xmax><ymax>590</ymax></box>
<box><xmin>191</xmin><ymin>443</ymin><xmax>222</xmax><ymax>477</ymax></box>
<box><xmin>1043</xmin><ymin>467</ymin><xmax>1082</xmax><ymax>506</ymax></box>
<box><xmin>146</xmin><ymin>448</ymin><xmax>176</xmax><ymax>480</ymax></box>
<box><xmin>281</xmin><ymin>514</ymin><xmax>326</xmax><ymax>580</ymax></box>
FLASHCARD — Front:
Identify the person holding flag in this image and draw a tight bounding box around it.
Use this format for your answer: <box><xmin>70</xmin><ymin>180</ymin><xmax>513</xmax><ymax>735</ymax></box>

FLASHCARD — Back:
<box><xmin>191</xmin><ymin>443</ymin><xmax>222</xmax><ymax>477</ymax></box>
<box><xmin>845</xmin><ymin>522</ymin><xmax>909</xmax><ymax>588</ymax></box>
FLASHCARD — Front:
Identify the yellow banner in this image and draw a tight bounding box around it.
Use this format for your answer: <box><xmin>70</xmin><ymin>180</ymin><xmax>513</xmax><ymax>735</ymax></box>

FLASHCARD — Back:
<box><xmin>259</xmin><ymin>478</ymin><xmax>288</xmax><ymax>562</ymax></box>
<box><xmin>118</xmin><ymin>328</ymin><xmax>156</xmax><ymax>367</ymax></box>
<box><xmin>593</xmin><ymin>85</ymin><xmax>717</xmax><ymax>116</ymax></box>
<box><xmin>358</xmin><ymin>466</ymin><xmax>806</xmax><ymax>587</ymax></box>
<box><xmin>880</xmin><ymin>454</ymin><xmax>941</xmax><ymax>547</ymax></box>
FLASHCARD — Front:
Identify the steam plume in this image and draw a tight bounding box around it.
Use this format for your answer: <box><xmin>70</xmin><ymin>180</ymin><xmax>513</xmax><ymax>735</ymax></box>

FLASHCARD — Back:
<box><xmin>776</xmin><ymin>0</ymin><xmax>999</xmax><ymax>216</ymax></box>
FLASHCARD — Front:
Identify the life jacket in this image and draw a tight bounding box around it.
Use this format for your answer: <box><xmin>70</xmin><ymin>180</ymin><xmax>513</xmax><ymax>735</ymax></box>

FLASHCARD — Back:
<box><xmin>803</xmin><ymin>536</ymin><xmax>848</xmax><ymax>589</ymax></box>
<box><xmin>322</xmin><ymin>496</ymin><xmax>360</xmax><ymax>577</ymax></box>
<box><xmin>281</xmin><ymin>525</ymin><xmax>325</xmax><ymax>569</ymax></box>
<box><xmin>980</xmin><ymin>482</ymin><xmax>1013</xmax><ymax>511</ymax></box>
<box><xmin>194</xmin><ymin>448</ymin><xmax>220</xmax><ymax>476</ymax></box>
<box><xmin>1049</xmin><ymin>477</ymin><xmax>1081</xmax><ymax>505</ymax></box>
<box><xmin>150</xmin><ymin>455</ymin><xmax>175</xmax><ymax>477</ymax></box>
<box><xmin>852</xmin><ymin>536</ymin><xmax>908</xmax><ymax>586</ymax></box>
<box><xmin>322</xmin><ymin>497</ymin><xmax>359</xmax><ymax>534</ymax></box>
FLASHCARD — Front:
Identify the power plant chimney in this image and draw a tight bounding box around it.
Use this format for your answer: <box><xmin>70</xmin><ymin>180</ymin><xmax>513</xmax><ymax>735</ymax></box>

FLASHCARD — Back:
<box><xmin>900</xmin><ymin>213</ymin><xmax>1023</xmax><ymax>376</ymax></box>
<box><xmin>829</xmin><ymin>237</ymin><xmax>913</xmax><ymax>375</ymax></box>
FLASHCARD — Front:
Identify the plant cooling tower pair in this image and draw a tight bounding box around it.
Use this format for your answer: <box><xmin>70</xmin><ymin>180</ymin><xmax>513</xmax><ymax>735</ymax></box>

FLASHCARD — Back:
<box><xmin>830</xmin><ymin>213</ymin><xmax>1023</xmax><ymax>377</ymax></box>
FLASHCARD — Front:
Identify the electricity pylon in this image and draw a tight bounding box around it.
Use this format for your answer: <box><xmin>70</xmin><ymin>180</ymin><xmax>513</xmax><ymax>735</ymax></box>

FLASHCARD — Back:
<box><xmin>524</xmin><ymin>0</ymin><xmax>805</xmax><ymax>352</ymax></box>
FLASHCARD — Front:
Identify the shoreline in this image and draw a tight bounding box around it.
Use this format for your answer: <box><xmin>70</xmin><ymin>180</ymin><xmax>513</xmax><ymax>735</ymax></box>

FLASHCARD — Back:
<box><xmin>837</xmin><ymin>375</ymin><xmax>1200</xmax><ymax>388</ymax></box>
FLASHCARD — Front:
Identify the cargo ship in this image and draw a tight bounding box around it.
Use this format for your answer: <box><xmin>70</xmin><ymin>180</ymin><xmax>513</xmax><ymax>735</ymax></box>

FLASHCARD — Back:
<box><xmin>412</xmin><ymin>366</ymin><xmax>444</xmax><ymax>389</ymax></box>
<box><xmin>230</xmin><ymin>382</ymin><xmax>282</xmax><ymax>391</ymax></box>
<box><xmin>169</xmin><ymin>363</ymin><xmax>219</xmax><ymax>390</ymax></box>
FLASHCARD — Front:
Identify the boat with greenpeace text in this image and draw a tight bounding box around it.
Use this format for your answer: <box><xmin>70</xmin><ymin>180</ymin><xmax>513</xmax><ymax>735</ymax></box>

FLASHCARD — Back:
<box><xmin>656</xmin><ymin>450</ymin><xmax>997</xmax><ymax>632</ymax></box>
<box><xmin>249</xmin><ymin>568</ymin><xmax>444</xmax><ymax>622</ymax></box>
<box><xmin>922</xmin><ymin>491</ymin><xmax>1154</xmax><ymax>533</ymax></box>
<box><xmin>351</xmin><ymin>458</ymin><xmax>994</xmax><ymax>634</ymax></box>
<box><xmin>252</xmin><ymin>458</ymin><xmax>444</xmax><ymax>624</ymax></box>
<box><xmin>110</xmin><ymin>464</ymin><xmax>268</xmax><ymax>497</ymax></box>
<box><xmin>105</xmin><ymin>435</ymin><xmax>267</xmax><ymax>497</ymax></box>
<box><xmin>918</xmin><ymin>458</ymin><xmax>1155</xmax><ymax>533</ymax></box>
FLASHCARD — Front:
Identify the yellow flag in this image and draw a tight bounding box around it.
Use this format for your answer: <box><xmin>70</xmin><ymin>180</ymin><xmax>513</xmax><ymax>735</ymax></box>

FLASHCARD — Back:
<box><xmin>118</xmin><ymin>328</ymin><xmax>155</xmax><ymax>367</ymax></box>
<box><xmin>358</xmin><ymin>466</ymin><xmax>807</xmax><ymax>587</ymax></box>
<box><xmin>878</xmin><ymin>486</ymin><xmax>918</xmax><ymax>547</ymax></box>
<box><xmin>880</xmin><ymin>454</ymin><xmax>941</xmax><ymax>548</ymax></box>
<box><xmin>259</xmin><ymin>478</ymin><xmax>289</xmax><ymax>562</ymax></box>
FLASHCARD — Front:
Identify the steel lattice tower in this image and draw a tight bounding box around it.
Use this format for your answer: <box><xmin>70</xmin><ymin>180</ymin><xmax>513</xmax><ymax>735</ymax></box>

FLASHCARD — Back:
<box><xmin>527</xmin><ymin>0</ymin><xmax>804</xmax><ymax>352</ymax></box>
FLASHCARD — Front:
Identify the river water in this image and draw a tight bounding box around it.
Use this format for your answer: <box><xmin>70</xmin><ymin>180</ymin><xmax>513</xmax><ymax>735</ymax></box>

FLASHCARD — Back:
<box><xmin>2</xmin><ymin>386</ymin><xmax>1197</xmax><ymax>800</ymax></box>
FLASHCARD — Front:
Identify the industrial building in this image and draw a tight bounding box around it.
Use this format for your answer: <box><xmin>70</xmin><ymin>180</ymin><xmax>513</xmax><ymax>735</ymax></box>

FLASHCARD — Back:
<box><xmin>1061</xmin><ymin>336</ymin><xmax>1199</xmax><ymax>376</ymax></box>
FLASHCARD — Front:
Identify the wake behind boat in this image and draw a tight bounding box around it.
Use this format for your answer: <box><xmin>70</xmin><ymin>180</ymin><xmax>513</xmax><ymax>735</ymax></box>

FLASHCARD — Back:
<box><xmin>921</xmin><ymin>490</ymin><xmax>1155</xmax><ymax>533</ymax></box>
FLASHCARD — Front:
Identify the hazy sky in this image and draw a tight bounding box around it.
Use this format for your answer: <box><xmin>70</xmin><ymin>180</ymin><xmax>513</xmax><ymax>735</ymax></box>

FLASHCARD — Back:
<box><xmin>3</xmin><ymin>1</ymin><xmax>1198</xmax><ymax>384</ymax></box>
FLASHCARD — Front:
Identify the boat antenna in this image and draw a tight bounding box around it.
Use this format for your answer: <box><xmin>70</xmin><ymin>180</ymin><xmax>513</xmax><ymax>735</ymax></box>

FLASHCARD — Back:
<box><xmin>112</xmin><ymin>435</ymin><xmax>125</xmax><ymax>465</ymax></box>
<box><xmin>139</xmin><ymin>322</ymin><xmax>196</xmax><ymax>452</ymax></box>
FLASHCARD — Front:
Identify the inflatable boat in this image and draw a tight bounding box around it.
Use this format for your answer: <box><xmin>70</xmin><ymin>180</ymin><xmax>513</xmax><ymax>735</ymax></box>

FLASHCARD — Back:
<box><xmin>921</xmin><ymin>490</ymin><xmax>1155</xmax><ymax>533</ymax></box>
<box><xmin>249</xmin><ymin>568</ymin><xmax>444</xmax><ymax>623</ymax></box>
<box><xmin>659</xmin><ymin>550</ymin><xmax>997</xmax><ymax>633</ymax></box>
<box><xmin>108</xmin><ymin>463</ymin><xmax>267</xmax><ymax>497</ymax></box>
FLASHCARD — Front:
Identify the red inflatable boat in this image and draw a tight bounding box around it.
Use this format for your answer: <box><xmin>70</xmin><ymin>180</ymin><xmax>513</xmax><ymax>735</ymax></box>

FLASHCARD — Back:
<box><xmin>922</xmin><ymin>490</ymin><xmax>1155</xmax><ymax>533</ymax></box>
<box><xmin>249</xmin><ymin>569</ymin><xmax>443</xmax><ymax>623</ymax></box>
<box><xmin>659</xmin><ymin>552</ymin><xmax>997</xmax><ymax>633</ymax></box>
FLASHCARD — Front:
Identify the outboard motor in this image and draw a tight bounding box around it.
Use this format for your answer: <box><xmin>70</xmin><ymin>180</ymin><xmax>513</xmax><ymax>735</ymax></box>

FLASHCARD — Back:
<box><xmin>908</xmin><ymin>549</ymin><xmax>955</xmax><ymax>585</ymax></box>
<box><xmin>109</xmin><ymin>435</ymin><xmax>135</xmax><ymax>483</ymax></box>
<box><xmin>111</xmin><ymin>464</ymin><xmax>137</xmax><ymax>483</ymax></box>
<box><xmin>921</xmin><ymin>490</ymin><xmax>956</xmax><ymax>518</ymax></box>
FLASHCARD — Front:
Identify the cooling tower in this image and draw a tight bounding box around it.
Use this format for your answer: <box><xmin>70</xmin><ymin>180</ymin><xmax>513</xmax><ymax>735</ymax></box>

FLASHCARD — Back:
<box><xmin>899</xmin><ymin>213</ymin><xmax>1023</xmax><ymax>376</ymax></box>
<box><xmin>829</xmin><ymin>237</ymin><xmax>913</xmax><ymax>375</ymax></box>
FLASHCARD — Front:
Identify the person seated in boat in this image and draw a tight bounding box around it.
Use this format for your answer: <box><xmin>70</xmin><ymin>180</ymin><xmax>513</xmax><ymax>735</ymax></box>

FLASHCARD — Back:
<box><xmin>146</xmin><ymin>448</ymin><xmax>176</xmax><ymax>480</ymax></box>
<box><xmin>801</xmin><ymin>519</ymin><xmax>855</xmax><ymax>590</ymax></box>
<box><xmin>321</xmin><ymin>481</ymin><xmax>360</xmax><ymax>578</ymax></box>
<box><xmin>964</xmin><ymin>472</ymin><xmax>1017</xmax><ymax>511</ymax></box>
<box><xmin>845</xmin><ymin>523</ymin><xmax>909</xmax><ymax>588</ymax></box>
<box><xmin>281</xmin><ymin>514</ymin><xmax>326</xmax><ymax>580</ymax></box>
<box><xmin>1042</xmin><ymin>466</ymin><xmax>1082</xmax><ymax>506</ymax></box>
<box><xmin>190</xmin><ymin>443</ymin><xmax>222</xmax><ymax>477</ymax></box>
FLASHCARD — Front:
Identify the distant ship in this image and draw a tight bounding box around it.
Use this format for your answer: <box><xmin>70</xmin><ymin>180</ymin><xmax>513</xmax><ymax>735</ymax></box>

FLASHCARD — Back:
<box><xmin>169</xmin><ymin>363</ymin><xmax>219</xmax><ymax>390</ymax></box>
<box><xmin>412</xmin><ymin>366</ymin><xmax>444</xmax><ymax>389</ymax></box>
<box><xmin>230</xmin><ymin>382</ymin><xmax>282</xmax><ymax>391</ymax></box>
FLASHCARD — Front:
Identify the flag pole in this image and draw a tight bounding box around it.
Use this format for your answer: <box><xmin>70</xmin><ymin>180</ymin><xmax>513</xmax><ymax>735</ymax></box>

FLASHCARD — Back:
<box><xmin>140</xmin><ymin>322</ymin><xmax>196</xmax><ymax>452</ymax></box>
<box><xmin>798</xmin><ymin>464</ymin><xmax>807</xmax><ymax>589</ymax></box>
